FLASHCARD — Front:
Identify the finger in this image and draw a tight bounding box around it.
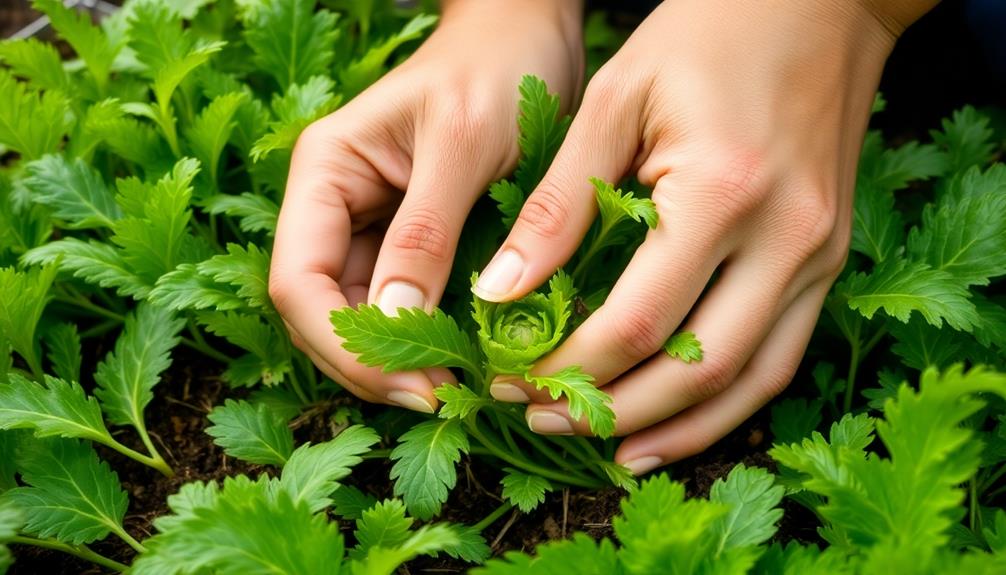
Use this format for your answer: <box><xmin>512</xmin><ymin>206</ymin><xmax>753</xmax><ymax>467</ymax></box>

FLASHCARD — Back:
<box><xmin>341</xmin><ymin>231</ymin><xmax>383</xmax><ymax>306</ymax></box>
<box><xmin>473</xmin><ymin>73</ymin><xmax>643</xmax><ymax>303</ymax></box>
<box><xmin>272</xmin><ymin>130</ymin><xmax>438</xmax><ymax>412</ymax></box>
<box><xmin>368</xmin><ymin>120</ymin><xmax>499</xmax><ymax>315</ymax></box>
<box><xmin>614</xmin><ymin>282</ymin><xmax>830</xmax><ymax>474</ymax></box>
<box><xmin>524</xmin><ymin>252</ymin><xmax>794</xmax><ymax>435</ymax></box>
<box><xmin>492</xmin><ymin>173</ymin><xmax>729</xmax><ymax>405</ymax></box>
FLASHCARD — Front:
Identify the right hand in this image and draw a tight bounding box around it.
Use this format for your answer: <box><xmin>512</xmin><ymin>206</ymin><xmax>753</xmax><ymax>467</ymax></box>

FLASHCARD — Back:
<box><xmin>270</xmin><ymin>0</ymin><xmax>584</xmax><ymax>412</ymax></box>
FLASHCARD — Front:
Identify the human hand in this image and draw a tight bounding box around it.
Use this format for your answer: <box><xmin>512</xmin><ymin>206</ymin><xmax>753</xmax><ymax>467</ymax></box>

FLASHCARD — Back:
<box><xmin>477</xmin><ymin>0</ymin><xmax>932</xmax><ymax>474</ymax></box>
<box><xmin>270</xmin><ymin>0</ymin><xmax>583</xmax><ymax>412</ymax></box>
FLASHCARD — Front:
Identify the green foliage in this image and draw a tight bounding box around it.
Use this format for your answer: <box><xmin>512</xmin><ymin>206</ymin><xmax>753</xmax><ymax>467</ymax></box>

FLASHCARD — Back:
<box><xmin>0</xmin><ymin>373</ymin><xmax>112</xmax><ymax>445</ymax></box>
<box><xmin>0</xmin><ymin>264</ymin><xmax>56</xmax><ymax>377</ymax></box>
<box><xmin>278</xmin><ymin>425</ymin><xmax>380</xmax><ymax>512</ymax></box>
<box><xmin>243</xmin><ymin>0</ymin><xmax>340</xmax><ymax>90</ymax></box>
<box><xmin>0</xmin><ymin>69</ymin><xmax>70</xmax><ymax>161</ymax></box>
<box><xmin>390</xmin><ymin>419</ymin><xmax>469</xmax><ymax>520</ymax></box>
<box><xmin>501</xmin><ymin>469</ymin><xmax>552</xmax><ymax>513</ymax></box>
<box><xmin>0</xmin><ymin>499</ymin><xmax>21</xmax><ymax>574</ymax></box>
<box><xmin>664</xmin><ymin>331</ymin><xmax>704</xmax><ymax>363</ymax></box>
<box><xmin>206</xmin><ymin>399</ymin><xmax>294</xmax><ymax>466</ymax></box>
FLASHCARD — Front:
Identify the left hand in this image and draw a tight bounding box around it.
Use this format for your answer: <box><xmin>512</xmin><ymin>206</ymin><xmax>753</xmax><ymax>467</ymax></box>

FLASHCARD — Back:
<box><xmin>474</xmin><ymin>0</ymin><xmax>919</xmax><ymax>475</ymax></box>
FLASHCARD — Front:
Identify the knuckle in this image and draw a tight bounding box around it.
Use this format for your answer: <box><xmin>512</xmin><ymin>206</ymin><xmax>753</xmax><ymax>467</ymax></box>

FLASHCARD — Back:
<box><xmin>391</xmin><ymin>207</ymin><xmax>453</xmax><ymax>261</ymax></box>
<box><xmin>687</xmin><ymin>355</ymin><xmax>739</xmax><ymax>402</ymax></box>
<box><xmin>608</xmin><ymin>306</ymin><xmax>666</xmax><ymax>361</ymax></box>
<box><xmin>514</xmin><ymin>183</ymin><xmax>574</xmax><ymax>240</ymax></box>
<box><xmin>708</xmin><ymin>153</ymin><xmax>769</xmax><ymax>219</ymax></box>
<box><xmin>583</xmin><ymin>64</ymin><xmax>628</xmax><ymax>108</ymax></box>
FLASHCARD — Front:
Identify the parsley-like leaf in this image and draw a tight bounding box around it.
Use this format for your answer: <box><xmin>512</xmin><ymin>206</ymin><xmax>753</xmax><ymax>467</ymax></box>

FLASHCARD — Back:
<box><xmin>515</xmin><ymin>75</ymin><xmax>571</xmax><ymax>195</ymax></box>
<box><xmin>203</xmin><ymin>192</ymin><xmax>279</xmax><ymax>235</ymax></box>
<box><xmin>196</xmin><ymin>243</ymin><xmax>271</xmax><ymax>309</ymax></box>
<box><xmin>184</xmin><ymin>92</ymin><xmax>247</xmax><ymax>183</ymax></box>
<box><xmin>43</xmin><ymin>323</ymin><xmax>82</xmax><ymax>385</ymax></box>
<box><xmin>709</xmin><ymin>464</ymin><xmax>785</xmax><ymax>551</ymax></box>
<box><xmin>352</xmin><ymin>499</ymin><xmax>413</xmax><ymax>559</ymax></box>
<box><xmin>32</xmin><ymin>0</ymin><xmax>120</xmax><ymax>93</ymax></box>
<box><xmin>907</xmin><ymin>192</ymin><xmax>1006</xmax><ymax>286</ymax></box>
<box><xmin>0</xmin><ymin>264</ymin><xmax>56</xmax><ymax>376</ymax></box>
<box><xmin>525</xmin><ymin>367</ymin><xmax>615</xmax><ymax>438</ymax></box>
<box><xmin>390</xmin><ymin>419</ymin><xmax>469</xmax><ymax>520</ymax></box>
<box><xmin>206</xmin><ymin>399</ymin><xmax>294</xmax><ymax>466</ymax></box>
<box><xmin>21</xmin><ymin>238</ymin><xmax>150</xmax><ymax>299</ymax></box>
<box><xmin>0</xmin><ymin>373</ymin><xmax>114</xmax><ymax>446</ymax></box>
<box><xmin>0</xmin><ymin>70</ymin><xmax>70</xmax><ymax>161</ymax></box>
<box><xmin>0</xmin><ymin>38</ymin><xmax>71</xmax><ymax>93</ymax></box>
<box><xmin>434</xmin><ymin>384</ymin><xmax>491</xmax><ymax>420</ymax></box>
<box><xmin>663</xmin><ymin>331</ymin><xmax>703</xmax><ymax>363</ymax></box>
<box><xmin>501</xmin><ymin>469</ymin><xmax>552</xmax><ymax>513</ymax></box>
<box><xmin>279</xmin><ymin>425</ymin><xmax>380</xmax><ymax>512</ymax></box>
<box><xmin>243</xmin><ymin>0</ymin><xmax>340</xmax><ymax>90</ymax></box>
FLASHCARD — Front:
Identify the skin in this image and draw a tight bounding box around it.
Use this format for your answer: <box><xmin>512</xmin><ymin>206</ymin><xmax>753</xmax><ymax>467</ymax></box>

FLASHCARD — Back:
<box><xmin>272</xmin><ymin>0</ymin><xmax>939</xmax><ymax>474</ymax></box>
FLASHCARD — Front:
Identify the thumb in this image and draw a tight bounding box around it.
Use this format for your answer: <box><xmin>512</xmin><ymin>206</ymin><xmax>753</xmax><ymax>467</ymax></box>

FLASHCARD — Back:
<box><xmin>474</xmin><ymin>77</ymin><xmax>640</xmax><ymax>302</ymax></box>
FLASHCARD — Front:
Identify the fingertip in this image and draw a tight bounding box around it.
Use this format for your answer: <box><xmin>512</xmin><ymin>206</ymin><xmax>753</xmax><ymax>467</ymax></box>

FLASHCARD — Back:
<box><xmin>382</xmin><ymin>371</ymin><xmax>439</xmax><ymax>413</ymax></box>
<box><xmin>473</xmin><ymin>248</ymin><xmax>526</xmax><ymax>302</ymax></box>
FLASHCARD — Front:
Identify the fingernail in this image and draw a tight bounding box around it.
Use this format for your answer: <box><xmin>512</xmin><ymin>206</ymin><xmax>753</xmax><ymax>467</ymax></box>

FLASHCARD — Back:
<box><xmin>527</xmin><ymin>411</ymin><xmax>574</xmax><ymax>435</ymax></box>
<box><xmin>387</xmin><ymin>390</ymin><xmax>435</xmax><ymax>414</ymax></box>
<box><xmin>377</xmin><ymin>281</ymin><xmax>426</xmax><ymax>317</ymax></box>
<box><xmin>473</xmin><ymin>249</ymin><xmax>524</xmax><ymax>300</ymax></box>
<box><xmin>622</xmin><ymin>456</ymin><xmax>663</xmax><ymax>476</ymax></box>
<box><xmin>490</xmin><ymin>378</ymin><xmax>530</xmax><ymax>403</ymax></box>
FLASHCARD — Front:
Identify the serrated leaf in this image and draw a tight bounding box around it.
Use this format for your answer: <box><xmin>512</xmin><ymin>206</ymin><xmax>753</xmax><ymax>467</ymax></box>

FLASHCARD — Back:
<box><xmin>942</xmin><ymin>164</ymin><xmax>1006</xmax><ymax>204</ymax></box>
<box><xmin>0</xmin><ymin>432</ymin><xmax>18</xmax><ymax>492</ymax></box>
<box><xmin>280</xmin><ymin>425</ymin><xmax>379</xmax><ymax>512</ymax></box>
<box><xmin>838</xmin><ymin>258</ymin><xmax>978</xmax><ymax>331</ymax></box>
<box><xmin>352</xmin><ymin>499</ymin><xmax>413</xmax><ymax>558</ymax></box>
<box><xmin>127</xmin><ymin>1</ymin><xmax>192</xmax><ymax>74</ymax></box>
<box><xmin>907</xmin><ymin>192</ymin><xmax>1006</xmax><ymax>286</ymax></box>
<box><xmin>331</xmin><ymin>305</ymin><xmax>481</xmax><ymax>376</ymax></box>
<box><xmin>930</xmin><ymin>106</ymin><xmax>996</xmax><ymax>174</ymax></box>
<box><xmin>353</xmin><ymin>524</ymin><xmax>460</xmax><ymax>575</ymax></box>
<box><xmin>663</xmin><ymin>331</ymin><xmax>703</xmax><ymax>363</ymax></box>
<box><xmin>475</xmin><ymin>533</ymin><xmax>619</xmax><ymax>575</ymax></box>
<box><xmin>199</xmin><ymin>311</ymin><xmax>290</xmax><ymax>386</ymax></box>
<box><xmin>489</xmin><ymin>180</ymin><xmax>525</xmax><ymax>229</ymax></box>
<box><xmin>525</xmin><ymin>367</ymin><xmax>615</xmax><ymax>438</ymax></box>
<box><xmin>0</xmin><ymin>264</ymin><xmax>56</xmax><ymax>375</ymax></box>
<box><xmin>197</xmin><ymin>243</ymin><xmax>271</xmax><ymax>309</ymax></box>
<box><xmin>709</xmin><ymin>464</ymin><xmax>785</xmax><ymax>550</ymax></box>
<box><xmin>390</xmin><ymin>419</ymin><xmax>469</xmax><ymax>520</ymax></box>
<box><xmin>151</xmin><ymin>41</ymin><xmax>226</xmax><ymax>119</ymax></box>
<box><xmin>21</xmin><ymin>238</ymin><xmax>149</xmax><ymax>298</ymax></box>
<box><xmin>206</xmin><ymin>399</ymin><xmax>293</xmax><ymax>466</ymax></box>
<box><xmin>149</xmin><ymin>263</ymin><xmax>246</xmax><ymax>311</ymax></box>
<box><xmin>332</xmin><ymin>486</ymin><xmax>379</xmax><ymax>520</ymax></box>
<box><xmin>514</xmin><ymin>75</ymin><xmax>571</xmax><ymax>194</ymax></box>
<box><xmin>24</xmin><ymin>155</ymin><xmax>122</xmax><ymax>230</ymax></box>
<box><xmin>0</xmin><ymin>373</ymin><xmax>113</xmax><ymax>445</ymax></box>
<box><xmin>33</xmin><ymin>0</ymin><xmax>120</xmax><ymax>91</ymax></box>
<box><xmin>0</xmin><ymin>38</ymin><xmax>71</xmax><ymax>93</ymax></box>
<box><xmin>0</xmin><ymin>70</ymin><xmax>70</xmax><ymax>160</ymax></box>
<box><xmin>243</xmin><ymin>0</ymin><xmax>340</xmax><ymax>90</ymax></box>
<box><xmin>501</xmin><ymin>469</ymin><xmax>551</xmax><ymax>513</ymax></box>
<box><xmin>439</xmin><ymin>526</ymin><xmax>491</xmax><ymax>563</ymax></box>
<box><xmin>851</xmin><ymin>179</ymin><xmax>904</xmax><ymax>264</ymax></box>
<box><xmin>434</xmin><ymin>384</ymin><xmax>490</xmax><ymax>420</ymax></box>
<box><xmin>339</xmin><ymin>13</ymin><xmax>437</xmax><ymax>98</ymax></box>
<box><xmin>203</xmin><ymin>192</ymin><xmax>279</xmax><ymax>235</ymax></box>
<box><xmin>185</xmin><ymin>92</ymin><xmax>247</xmax><ymax>182</ymax></box>
<box><xmin>250</xmin><ymin>75</ymin><xmax>339</xmax><ymax>161</ymax></box>
<box><xmin>43</xmin><ymin>323</ymin><xmax>81</xmax><ymax>384</ymax></box>
<box><xmin>133</xmin><ymin>476</ymin><xmax>345</xmax><ymax>575</ymax></box>
<box><xmin>84</xmin><ymin>100</ymin><xmax>172</xmax><ymax>173</ymax></box>
<box><xmin>857</xmin><ymin>132</ymin><xmax>948</xmax><ymax>192</ymax></box>
<box><xmin>770</xmin><ymin>398</ymin><xmax>823</xmax><ymax>445</ymax></box>
<box><xmin>0</xmin><ymin>438</ymin><xmax>127</xmax><ymax>545</ymax></box>
<box><xmin>94</xmin><ymin>303</ymin><xmax>184</xmax><ymax>433</ymax></box>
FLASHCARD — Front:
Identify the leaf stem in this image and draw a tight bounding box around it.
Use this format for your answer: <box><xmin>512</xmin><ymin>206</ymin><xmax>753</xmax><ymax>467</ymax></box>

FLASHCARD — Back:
<box><xmin>100</xmin><ymin>434</ymin><xmax>174</xmax><ymax>477</ymax></box>
<box><xmin>9</xmin><ymin>536</ymin><xmax>129</xmax><ymax>572</ymax></box>
<box><xmin>843</xmin><ymin>337</ymin><xmax>862</xmax><ymax>414</ymax></box>
<box><xmin>472</xmin><ymin>502</ymin><xmax>514</xmax><ymax>533</ymax></box>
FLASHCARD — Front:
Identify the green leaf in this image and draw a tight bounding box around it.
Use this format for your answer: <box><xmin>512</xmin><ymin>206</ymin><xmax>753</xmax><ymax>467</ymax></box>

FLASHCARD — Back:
<box><xmin>525</xmin><ymin>367</ymin><xmax>615</xmax><ymax>438</ymax></box>
<box><xmin>0</xmin><ymin>38</ymin><xmax>71</xmax><ymax>93</ymax></box>
<box><xmin>196</xmin><ymin>243</ymin><xmax>271</xmax><ymax>309</ymax></box>
<box><xmin>709</xmin><ymin>464</ymin><xmax>785</xmax><ymax>551</ymax></box>
<box><xmin>339</xmin><ymin>14</ymin><xmax>437</xmax><ymax>98</ymax></box>
<box><xmin>21</xmin><ymin>238</ymin><xmax>150</xmax><ymax>298</ymax></box>
<box><xmin>149</xmin><ymin>263</ymin><xmax>245</xmax><ymax>312</ymax></box>
<box><xmin>127</xmin><ymin>1</ymin><xmax>192</xmax><ymax>74</ymax></box>
<box><xmin>84</xmin><ymin>100</ymin><xmax>172</xmax><ymax>173</ymax></box>
<box><xmin>501</xmin><ymin>469</ymin><xmax>551</xmax><ymax>513</ymax></box>
<box><xmin>770</xmin><ymin>398</ymin><xmax>822</xmax><ymax>445</ymax></box>
<box><xmin>243</xmin><ymin>0</ymin><xmax>340</xmax><ymax>90</ymax></box>
<box><xmin>972</xmin><ymin>294</ymin><xmax>1006</xmax><ymax>351</ymax></box>
<box><xmin>663</xmin><ymin>331</ymin><xmax>703</xmax><ymax>363</ymax></box>
<box><xmin>0</xmin><ymin>438</ymin><xmax>127</xmax><ymax>545</ymax></box>
<box><xmin>352</xmin><ymin>499</ymin><xmax>413</xmax><ymax>558</ymax></box>
<box><xmin>593</xmin><ymin>177</ymin><xmax>659</xmax><ymax>231</ymax></box>
<box><xmin>111</xmin><ymin>158</ymin><xmax>202</xmax><ymax>283</ymax></box>
<box><xmin>331</xmin><ymin>305</ymin><xmax>481</xmax><ymax>376</ymax></box>
<box><xmin>440</xmin><ymin>526</ymin><xmax>491</xmax><ymax>563</ymax></box>
<box><xmin>888</xmin><ymin>317</ymin><xmax>977</xmax><ymax>371</ymax></box>
<box><xmin>279</xmin><ymin>425</ymin><xmax>380</xmax><ymax>513</ymax></box>
<box><xmin>856</xmin><ymin>132</ymin><xmax>948</xmax><ymax>192</ymax></box>
<box><xmin>134</xmin><ymin>476</ymin><xmax>345</xmax><ymax>575</ymax></box>
<box><xmin>199</xmin><ymin>311</ymin><xmax>291</xmax><ymax>386</ymax></box>
<box><xmin>514</xmin><ymin>75</ymin><xmax>571</xmax><ymax>195</ymax></box>
<box><xmin>24</xmin><ymin>155</ymin><xmax>122</xmax><ymax>230</ymax></box>
<box><xmin>332</xmin><ymin>486</ymin><xmax>379</xmax><ymax>520</ymax></box>
<box><xmin>353</xmin><ymin>524</ymin><xmax>460</xmax><ymax>575</ymax></box>
<box><xmin>0</xmin><ymin>500</ymin><xmax>21</xmax><ymax>573</ymax></box>
<box><xmin>942</xmin><ymin>164</ymin><xmax>1006</xmax><ymax>204</ymax></box>
<box><xmin>0</xmin><ymin>70</ymin><xmax>70</xmax><ymax>160</ymax></box>
<box><xmin>850</xmin><ymin>179</ymin><xmax>904</xmax><ymax>264</ymax></box>
<box><xmin>907</xmin><ymin>192</ymin><xmax>1006</xmax><ymax>286</ymax></box>
<box><xmin>0</xmin><ymin>373</ymin><xmax>113</xmax><ymax>445</ymax></box>
<box><xmin>0</xmin><ymin>264</ymin><xmax>56</xmax><ymax>375</ymax></box>
<box><xmin>203</xmin><ymin>193</ymin><xmax>279</xmax><ymax>235</ymax></box>
<box><xmin>250</xmin><ymin>75</ymin><xmax>340</xmax><ymax>161</ymax></box>
<box><xmin>0</xmin><ymin>432</ymin><xmax>18</xmax><ymax>492</ymax></box>
<box><xmin>151</xmin><ymin>41</ymin><xmax>226</xmax><ymax>118</ymax></box>
<box><xmin>185</xmin><ymin>92</ymin><xmax>247</xmax><ymax>182</ymax></box>
<box><xmin>930</xmin><ymin>106</ymin><xmax>996</xmax><ymax>174</ymax></box>
<box><xmin>434</xmin><ymin>384</ymin><xmax>491</xmax><ymax>420</ymax></box>
<box><xmin>390</xmin><ymin>419</ymin><xmax>469</xmax><ymax>520</ymax></box>
<box><xmin>489</xmin><ymin>180</ymin><xmax>525</xmax><ymax>229</ymax></box>
<box><xmin>32</xmin><ymin>0</ymin><xmax>120</xmax><ymax>91</ymax></box>
<box><xmin>94</xmin><ymin>303</ymin><xmax>184</xmax><ymax>433</ymax></box>
<box><xmin>43</xmin><ymin>323</ymin><xmax>81</xmax><ymax>384</ymax></box>
<box><xmin>206</xmin><ymin>399</ymin><xmax>293</xmax><ymax>466</ymax></box>
<box><xmin>475</xmin><ymin>533</ymin><xmax>619</xmax><ymax>575</ymax></box>
<box><xmin>838</xmin><ymin>258</ymin><xmax>979</xmax><ymax>331</ymax></box>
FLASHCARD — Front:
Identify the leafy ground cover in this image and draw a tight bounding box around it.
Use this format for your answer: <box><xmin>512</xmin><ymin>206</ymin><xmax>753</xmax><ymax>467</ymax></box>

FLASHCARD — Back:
<box><xmin>0</xmin><ymin>0</ymin><xmax>1004</xmax><ymax>573</ymax></box>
